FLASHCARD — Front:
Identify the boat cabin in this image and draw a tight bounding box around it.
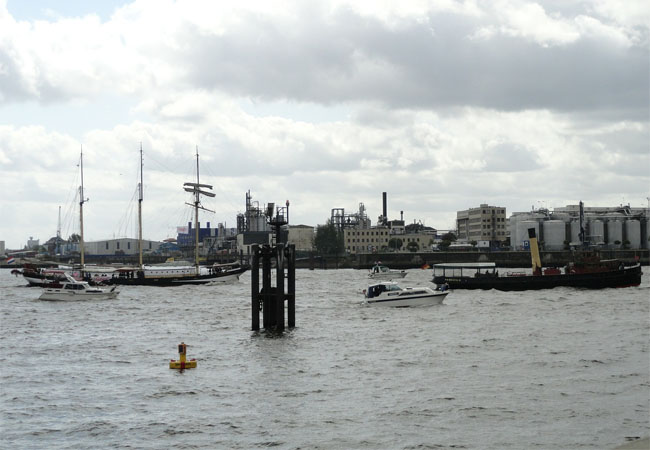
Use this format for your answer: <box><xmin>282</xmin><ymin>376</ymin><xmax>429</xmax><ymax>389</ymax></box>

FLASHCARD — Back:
<box><xmin>370</xmin><ymin>264</ymin><xmax>393</xmax><ymax>274</ymax></box>
<box><xmin>433</xmin><ymin>262</ymin><xmax>498</xmax><ymax>279</ymax></box>
<box><xmin>366</xmin><ymin>282</ymin><xmax>403</xmax><ymax>298</ymax></box>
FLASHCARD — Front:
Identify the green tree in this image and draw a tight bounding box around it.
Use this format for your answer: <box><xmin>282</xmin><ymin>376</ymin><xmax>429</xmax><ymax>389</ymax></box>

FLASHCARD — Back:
<box><xmin>406</xmin><ymin>241</ymin><xmax>419</xmax><ymax>252</ymax></box>
<box><xmin>314</xmin><ymin>222</ymin><xmax>344</xmax><ymax>256</ymax></box>
<box><xmin>439</xmin><ymin>232</ymin><xmax>457</xmax><ymax>250</ymax></box>
<box><xmin>388</xmin><ymin>238</ymin><xmax>403</xmax><ymax>251</ymax></box>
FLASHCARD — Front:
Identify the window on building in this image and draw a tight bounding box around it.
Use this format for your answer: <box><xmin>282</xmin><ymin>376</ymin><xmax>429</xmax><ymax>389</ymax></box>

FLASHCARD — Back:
<box><xmin>105</xmin><ymin>242</ymin><xmax>109</xmax><ymax>250</ymax></box>
<box><xmin>117</xmin><ymin>242</ymin><xmax>120</xmax><ymax>249</ymax></box>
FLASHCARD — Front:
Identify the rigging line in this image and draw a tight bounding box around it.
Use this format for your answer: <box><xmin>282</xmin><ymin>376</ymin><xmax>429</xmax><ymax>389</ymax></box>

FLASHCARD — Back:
<box><xmin>113</xmin><ymin>186</ymin><xmax>138</xmax><ymax>238</ymax></box>
<box><xmin>144</xmin><ymin>151</ymin><xmax>195</xmax><ymax>180</ymax></box>
<box><xmin>61</xmin><ymin>189</ymin><xmax>79</xmax><ymax>239</ymax></box>
<box><xmin>192</xmin><ymin>154</ymin><xmax>241</xmax><ymax>216</ymax></box>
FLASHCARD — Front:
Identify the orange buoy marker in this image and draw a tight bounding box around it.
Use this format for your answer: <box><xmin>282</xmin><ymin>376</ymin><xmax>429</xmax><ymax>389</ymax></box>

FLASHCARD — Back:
<box><xmin>169</xmin><ymin>342</ymin><xmax>197</xmax><ymax>370</ymax></box>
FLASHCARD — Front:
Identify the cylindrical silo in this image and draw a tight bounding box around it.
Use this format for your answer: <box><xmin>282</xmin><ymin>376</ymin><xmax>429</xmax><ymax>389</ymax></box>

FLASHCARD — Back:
<box><xmin>543</xmin><ymin>220</ymin><xmax>566</xmax><ymax>250</ymax></box>
<box><xmin>624</xmin><ymin>219</ymin><xmax>641</xmax><ymax>249</ymax></box>
<box><xmin>517</xmin><ymin>220</ymin><xmax>540</xmax><ymax>250</ymax></box>
<box><xmin>588</xmin><ymin>219</ymin><xmax>604</xmax><ymax>245</ymax></box>
<box><xmin>570</xmin><ymin>220</ymin><xmax>582</xmax><ymax>245</ymax></box>
<box><xmin>607</xmin><ymin>219</ymin><xmax>623</xmax><ymax>247</ymax></box>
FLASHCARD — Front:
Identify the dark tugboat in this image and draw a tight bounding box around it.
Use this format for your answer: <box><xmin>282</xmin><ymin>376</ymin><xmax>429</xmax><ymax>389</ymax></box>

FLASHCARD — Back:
<box><xmin>432</xmin><ymin>227</ymin><xmax>642</xmax><ymax>291</ymax></box>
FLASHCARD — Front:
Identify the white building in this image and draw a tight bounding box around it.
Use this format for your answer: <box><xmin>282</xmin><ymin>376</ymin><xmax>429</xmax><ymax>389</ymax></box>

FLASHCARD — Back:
<box><xmin>27</xmin><ymin>237</ymin><xmax>40</xmax><ymax>250</ymax></box>
<box><xmin>457</xmin><ymin>204</ymin><xmax>507</xmax><ymax>245</ymax></box>
<box><xmin>287</xmin><ymin>225</ymin><xmax>315</xmax><ymax>252</ymax></box>
<box><xmin>84</xmin><ymin>238</ymin><xmax>162</xmax><ymax>256</ymax></box>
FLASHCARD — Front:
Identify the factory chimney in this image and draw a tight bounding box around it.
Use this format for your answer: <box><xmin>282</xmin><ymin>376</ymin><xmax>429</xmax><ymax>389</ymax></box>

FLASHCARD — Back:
<box><xmin>382</xmin><ymin>192</ymin><xmax>387</xmax><ymax>225</ymax></box>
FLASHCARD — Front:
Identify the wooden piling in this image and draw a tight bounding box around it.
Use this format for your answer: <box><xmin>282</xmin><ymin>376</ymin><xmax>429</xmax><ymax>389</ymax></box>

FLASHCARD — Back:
<box><xmin>262</xmin><ymin>245</ymin><xmax>272</xmax><ymax>329</ymax></box>
<box><xmin>287</xmin><ymin>245</ymin><xmax>295</xmax><ymax>328</ymax></box>
<box><xmin>275</xmin><ymin>243</ymin><xmax>285</xmax><ymax>331</ymax></box>
<box><xmin>251</xmin><ymin>245</ymin><xmax>260</xmax><ymax>331</ymax></box>
<box><xmin>250</xmin><ymin>243</ymin><xmax>296</xmax><ymax>332</ymax></box>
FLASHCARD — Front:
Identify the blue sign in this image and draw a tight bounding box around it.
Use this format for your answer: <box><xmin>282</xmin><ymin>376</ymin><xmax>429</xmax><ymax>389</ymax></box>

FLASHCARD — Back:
<box><xmin>523</xmin><ymin>240</ymin><xmax>530</xmax><ymax>250</ymax></box>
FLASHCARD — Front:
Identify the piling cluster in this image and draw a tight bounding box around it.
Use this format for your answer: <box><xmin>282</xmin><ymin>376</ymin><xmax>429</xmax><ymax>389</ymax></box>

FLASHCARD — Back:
<box><xmin>250</xmin><ymin>243</ymin><xmax>296</xmax><ymax>331</ymax></box>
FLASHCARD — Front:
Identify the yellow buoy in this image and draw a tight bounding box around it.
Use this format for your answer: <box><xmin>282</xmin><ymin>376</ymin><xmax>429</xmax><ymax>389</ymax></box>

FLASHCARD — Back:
<box><xmin>169</xmin><ymin>342</ymin><xmax>197</xmax><ymax>369</ymax></box>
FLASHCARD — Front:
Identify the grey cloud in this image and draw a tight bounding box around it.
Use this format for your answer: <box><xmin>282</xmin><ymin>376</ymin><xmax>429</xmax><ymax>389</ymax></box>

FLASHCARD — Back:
<box><xmin>175</xmin><ymin>7</ymin><xmax>648</xmax><ymax>120</ymax></box>
<box><xmin>483</xmin><ymin>143</ymin><xmax>542</xmax><ymax>172</ymax></box>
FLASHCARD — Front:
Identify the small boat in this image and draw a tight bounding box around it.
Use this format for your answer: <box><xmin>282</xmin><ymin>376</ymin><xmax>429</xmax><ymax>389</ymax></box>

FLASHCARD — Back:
<box><xmin>368</xmin><ymin>262</ymin><xmax>407</xmax><ymax>280</ymax></box>
<box><xmin>20</xmin><ymin>264</ymin><xmax>68</xmax><ymax>287</ymax></box>
<box><xmin>364</xmin><ymin>281</ymin><xmax>448</xmax><ymax>307</ymax></box>
<box><xmin>39</xmin><ymin>274</ymin><xmax>119</xmax><ymax>301</ymax></box>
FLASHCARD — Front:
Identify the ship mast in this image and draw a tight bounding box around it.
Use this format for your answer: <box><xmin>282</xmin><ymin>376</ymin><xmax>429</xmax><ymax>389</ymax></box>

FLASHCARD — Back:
<box><xmin>79</xmin><ymin>146</ymin><xmax>87</xmax><ymax>269</ymax></box>
<box><xmin>138</xmin><ymin>143</ymin><xmax>144</xmax><ymax>269</ymax></box>
<box><xmin>56</xmin><ymin>206</ymin><xmax>61</xmax><ymax>255</ymax></box>
<box><xmin>183</xmin><ymin>146</ymin><xmax>214</xmax><ymax>275</ymax></box>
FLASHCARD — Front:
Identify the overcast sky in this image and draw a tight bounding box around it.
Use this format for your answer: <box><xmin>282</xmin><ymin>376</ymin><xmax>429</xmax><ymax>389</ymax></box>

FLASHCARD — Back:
<box><xmin>1</xmin><ymin>0</ymin><xmax>648</xmax><ymax>249</ymax></box>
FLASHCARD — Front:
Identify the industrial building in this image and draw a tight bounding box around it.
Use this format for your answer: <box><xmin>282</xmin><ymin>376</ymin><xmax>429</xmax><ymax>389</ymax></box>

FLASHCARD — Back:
<box><xmin>456</xmin><ymin>204</ymin><xmax>507</xmax><ymax>246</ymax></box>
<box><xmin>508</xmin><ymin>204</ymin><xmax>649</xmax><ymax>250</ymax></box>
<box><xmin>338</xmin><ymin>192</ymin><xmax>439</xmax><ymax>254</ymax></box>
<box><xmin>84</xmin><ymin>238</ymin><xmax>162</xmax><ymax>256</ymax></box>
<box><xmin>236</xmin><ymin>191</ymin><xmax>289</xmax><ymax>256</ymax></box>
<box><xmin>287</xmin><ymin>225</ymin><xmax>315</xmax><ymax>252</ymax></box>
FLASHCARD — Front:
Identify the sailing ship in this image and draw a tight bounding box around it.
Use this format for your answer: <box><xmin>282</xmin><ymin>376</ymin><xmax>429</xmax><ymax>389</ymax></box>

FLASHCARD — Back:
<box><xmin>109</xmin><ymin>147</ymin><xmax>247</xmax><ymax>286</ymax></box>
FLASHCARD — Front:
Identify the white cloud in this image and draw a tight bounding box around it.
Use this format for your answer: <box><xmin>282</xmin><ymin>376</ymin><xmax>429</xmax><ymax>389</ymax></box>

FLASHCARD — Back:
<box><xmin>0</xmin><ymin>0</ymin><xmax>648</xmax><ymax>248</ymax></box>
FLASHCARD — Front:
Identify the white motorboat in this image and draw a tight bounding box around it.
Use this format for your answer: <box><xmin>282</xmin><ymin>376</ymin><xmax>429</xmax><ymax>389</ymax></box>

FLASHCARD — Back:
<box><xmin>368</xmin><ymin>263</ymin><xmax>407</xmax><ymax>280</ymax></box>
<box><xmin>364</xmin><ymin>281</ymin><xmax>448</xmax><ymax>307</ymax></box>
<box><xmin>39</xmin><ymin>274</ymin><xmax>119</xmax><ymax>301</ymax></box>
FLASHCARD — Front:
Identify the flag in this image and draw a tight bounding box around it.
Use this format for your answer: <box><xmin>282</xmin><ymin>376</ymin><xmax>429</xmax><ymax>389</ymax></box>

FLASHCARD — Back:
<box><xmin>6</xmin><ymin>257</ymin><xmax>15</xmax><ymax>265</ymax></box>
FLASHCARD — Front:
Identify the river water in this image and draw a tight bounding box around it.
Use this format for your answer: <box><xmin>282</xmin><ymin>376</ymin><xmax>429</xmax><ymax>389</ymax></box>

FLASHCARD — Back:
<box><xmin>1</xmin><ymin>267</ymin><xmax>648</xmax><ymax>449</ymax></box>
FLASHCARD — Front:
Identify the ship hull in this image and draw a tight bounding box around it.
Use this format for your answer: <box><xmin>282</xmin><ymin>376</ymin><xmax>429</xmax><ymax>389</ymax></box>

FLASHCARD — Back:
<box><xmin>433</xmin><ymin>264</ymin><xmax>642</xmax><ymax>291</ymax></box>
<box><xmin>109</xmin><ymin>267</ymin><xmax>248</xmax><ymax>286</ymax></box>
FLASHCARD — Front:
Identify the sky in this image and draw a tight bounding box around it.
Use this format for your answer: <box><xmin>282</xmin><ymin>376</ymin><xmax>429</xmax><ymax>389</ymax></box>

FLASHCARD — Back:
<box><xmin>0</xmin><ymin>0</ymin><xmax>648</xmax><ymax>250</ymax></box>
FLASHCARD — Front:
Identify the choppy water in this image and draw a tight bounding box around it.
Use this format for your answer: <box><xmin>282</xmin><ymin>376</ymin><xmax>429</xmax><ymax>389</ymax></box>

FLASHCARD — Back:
<box><xmin>1</xmin><ymin>267</ymin><xmax>648</xmax><ymax>449</ymax></box>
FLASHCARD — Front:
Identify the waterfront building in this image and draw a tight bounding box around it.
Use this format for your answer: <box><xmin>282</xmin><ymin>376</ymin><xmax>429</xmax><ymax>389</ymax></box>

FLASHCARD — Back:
<box><xmin>176</xmin><ymin>221</ymin><xmax>219</xmax><ymax>248</ymax></box>
<box><xmin>27</xmin><ymin>236</ymin><xmax>40</xmax><ymax>250</ymax></box>
<box><xmin>84</xmin><ymin>238</ymin><xmax>162</xmax><ymax>256</ymax></box>
<box><xmin>237</xmin><ymin>231</ymin><xmax>273</xmax><ymax>256</ymax></box>
<box><xmin>344</xmin><ymin>226</ymin><xmax>390</xmax><ymax>254</ymax></box>
<box><xmin>456</xmin><ymin>204</ymin><xmax>507</xmax><ymax>246</ymax></box>
<box><xmin>287</xmin><ymin>225</ymin><xmax>315</xmax><ymax>252</ymax></box>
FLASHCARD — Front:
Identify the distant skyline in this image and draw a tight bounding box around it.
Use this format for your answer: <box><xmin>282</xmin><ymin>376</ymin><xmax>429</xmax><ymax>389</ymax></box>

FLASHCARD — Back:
<box><xmin>1</xmin><ymin>0</ymin><xmax>649</xmax><ymax>249</ymax></box>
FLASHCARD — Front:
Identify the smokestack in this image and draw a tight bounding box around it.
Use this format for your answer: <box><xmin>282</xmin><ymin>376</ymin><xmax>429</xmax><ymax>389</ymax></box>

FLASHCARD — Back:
<box><xmin>382</xmin><ymin>192</ymin><xmax>387</xmax><ymax>225</ymax></box>
<box><xmin>400</xmin><ymin>211</ymin><xmax>403</xmax><ymax>221</ymax></box>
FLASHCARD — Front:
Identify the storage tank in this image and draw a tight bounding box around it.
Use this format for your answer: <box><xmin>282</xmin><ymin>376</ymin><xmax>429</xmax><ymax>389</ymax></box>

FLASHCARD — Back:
<box><xmin>570</xmin><ymin>220</ymin><xmax>582</xmax><ymax>245</ymax></box>
<box><xmin>543</xmin><ymin>220</ymin><xmax>566</xmax><ymax>250</ymax></box>
<box><xmin>588</xmin><ymin>219</ymin><xmax>604</xmax><ymax>245</ymax></box>
<box><xmin>516</xmin><ymin>220</ymin><xmax>540</xmax><ymax>250</ymax></box>
<box><xmin>607</xmin><ymin>219</ymin><xmax>623</xmax><ymax>247</ymax></box>
<box><xmin>624</xmin><ymin>219</ymin><xmax>641</xmax><ymax>249</ymax></box>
